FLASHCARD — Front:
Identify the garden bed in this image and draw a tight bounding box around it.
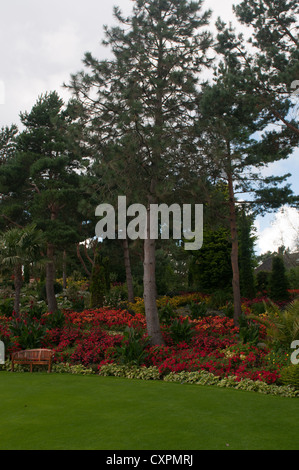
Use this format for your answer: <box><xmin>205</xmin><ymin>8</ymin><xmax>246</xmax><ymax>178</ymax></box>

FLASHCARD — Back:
<box><xmin>1</xmin><ymin>292</ymin><xmax>298</xmax><ymax>397</ymax></box>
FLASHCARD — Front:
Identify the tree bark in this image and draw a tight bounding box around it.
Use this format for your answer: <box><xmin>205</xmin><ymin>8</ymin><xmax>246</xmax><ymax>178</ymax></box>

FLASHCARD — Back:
<box><xmin>13</xmin><ymin>263</ymin><xmax>23</xmax><ymax>317</ymax></box>
<box><xmin>227</xmin><ymin>172</ymin><xmax>242</xmax><ymax>326</ymax></box>
<box><xmin>122</xmin><ymin>238</ymin><xmax>135</xmax><ymax>303</ymax></box>
<box><xmin>76</xmin><ymin>243</ymin><xmax>91</xmax><ymax>277</ymax></box>
<box><xmin>143</xmin><ymin>201</ymin><xmax>164</xmax><ymax>346</ymax></box>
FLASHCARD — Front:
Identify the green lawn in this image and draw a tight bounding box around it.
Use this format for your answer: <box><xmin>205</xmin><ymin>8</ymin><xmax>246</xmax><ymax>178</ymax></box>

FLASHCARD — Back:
<box><xmin>0</xmin><ymin>372</ymin><xmax>298</xmax><ymax>450</ymax></box>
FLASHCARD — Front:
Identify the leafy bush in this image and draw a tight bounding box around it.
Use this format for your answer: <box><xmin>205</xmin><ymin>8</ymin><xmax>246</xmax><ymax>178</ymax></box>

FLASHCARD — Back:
<box><xmin>164</xmin><ymin>370</ymin><xmax>219</xmax><ymax>386</ymax></box>
<box><xmin>158</xmin><ymin>303</ymin><xmax>176</xmax><ymax>325</ymax></box>
<box><xmin>169</xmin><ymin>318</ymin><xmax>194</xmax><ymax>344</ymax></box>
<box><xmin>188</xmin><ymin>300</ymin><xmax>208</xmax><ymax>319</ymax></box>
<box><xmin>52</xmin><ymin>362</ymin><xmax>94</xmax><ymax>375</ymax></box>
<box><xmin>104</xmin><ymin>284</ymin><xmax>128</xmax><ymax>309</ymax></box>
<box><xmin>43</xmin><ymin>309</ymin><xmax>65</xmax><ymax>329</ymax></box>
<box><xmin>238</xmin><ymin>314</ymin><xmax>260</xmax><ymax>345</ymax></box>
<box><xmin>89</xmin><ymin>253</ymin><xmax>110</xmax><ymax>308</ymax></box>
<box><xmin>99</xmin><ymin>363</ymin><xmax>161</xmax><ymax>380</ymax></box>
<box><xmin>27</xmin><ymin>301</ymin><xmax>47</xmax><ymax>320</ymax></box>
<box><xmin>255</xmin><ymin>271</ymin><xmax>270</xmax><ymax>293</ymax></box>
<box><xmin>9</xmin><ymin>313</ymin><xmax>47</xmax><ymax>349</ymax></box>
<box><xmin>208</xmin><ymin>289</ymin><xmax>233</xmax><ymax>309</ymax></box>
<box><xmin>251</xmin><ymin>299</ymin><xmax>299</xmax><ymax>352</ymax></box>
<box><xmin>250</xmin><ymin>301</ymin><xmax>267</xmax><ymax>316</ymax></box>
<box><xmin>0</xmin><ymin>298</ymin><xmax>14</xmax><ymax>317</ymax></box>
<box><xmin>164</xmin><ymin>370</ymin><xmax>298</xmax><ymax>397</ymax></box>
<box><xmin>279</xmin><ymin>365</ymin><xmax>299</xmax><ymax>390</ymax></box>
<box><xmin>37</xmin><ymin>281</ymin><xmax>63</xmax><ymax>301</ymax></box>
<box><xmin>115</xmin><ymin>327</ymin><xmax>150</xmax><ymax>365</ymax></box>
<box><xmin>269</xmin><ymin>256</ymin><xmax>290</xmax><ymax>301</ymax></box>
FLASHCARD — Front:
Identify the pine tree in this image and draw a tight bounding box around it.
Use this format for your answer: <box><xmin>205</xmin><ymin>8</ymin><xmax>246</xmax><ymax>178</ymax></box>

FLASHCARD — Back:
<box><xmin>0</xmin><ymin>125</ymin><xmax>18</xmax><ymax>165</ymax></box>
<box><xmin>2</xmin><ymin>92</ymin><xmax>89</xmax><ymax>312</ymax></box>
<box><xmin>233</xmin><ymin>0</ymin><xmax>299</xmax><ymax>137</ymax></box>
<box><xmin>195</xmin><ymin>21</ymin><xmax>298</xmax><ymax>324</ymax></box>
<box><xmin>68</xmin><ymin>0</ymin><xmax>213</xmax><ymax>345</ymax></box>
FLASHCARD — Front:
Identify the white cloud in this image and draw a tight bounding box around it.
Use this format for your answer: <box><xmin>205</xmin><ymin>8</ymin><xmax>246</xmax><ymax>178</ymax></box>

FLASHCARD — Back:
<box><xmin>255</xmin><ymin>206</ymin><xmax>299</xmax><ymax>254</ymax></box>
<box><xmin>40</xmin><ymin>22</ymin><xmax>81</xmax><ymax>68</ymax></box>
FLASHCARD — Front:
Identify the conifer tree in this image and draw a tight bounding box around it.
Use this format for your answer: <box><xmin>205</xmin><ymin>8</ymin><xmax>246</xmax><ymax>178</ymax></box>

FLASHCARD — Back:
<box><xmin>269</xmin><ymin>254</ymin><xmax>290</xmax><ymax>301</ymax></box>
<box><xmin>1</xmin><ymin>92</ymin><xmax>88</xmax><ymax>312</ymax></box>
<box><xmin>196</xmin><ymin>21</ymin><xmax>298</xmax><ymax>324</ymax></box>
<box><xmin>0</xmin><ymin>125</ymin><xmax>18</xmax><ymax>165</ymax></box>
<box><xmin>68</xmin><ymin>0</ymin><xmax>213</xmax><ymax>344</ymax></box>
<box><xmin>232</xmin><ymin>0</ymin><xmax>299</xmax><ymax>137</ymax></box>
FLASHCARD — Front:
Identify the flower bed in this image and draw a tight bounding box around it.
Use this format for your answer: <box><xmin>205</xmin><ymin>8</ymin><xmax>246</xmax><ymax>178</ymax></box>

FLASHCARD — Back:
<box><xmin>0</xmin><ymin>294</ymin><xmax>295</xmax><ymax>388</ymax></box>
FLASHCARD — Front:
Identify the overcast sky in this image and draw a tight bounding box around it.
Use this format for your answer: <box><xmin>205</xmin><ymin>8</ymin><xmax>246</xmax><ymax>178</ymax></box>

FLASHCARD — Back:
<box><xmin>0</xmin><ymin>0</ymin><xmax>298</xmax><ymax>255</ymax></box>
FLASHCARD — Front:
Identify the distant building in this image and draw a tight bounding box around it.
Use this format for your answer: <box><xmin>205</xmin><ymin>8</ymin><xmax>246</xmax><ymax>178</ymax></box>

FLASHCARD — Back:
<box><xmin>255</xmin><ymin>252</ymin><xmax>299</xmax><ymax>273</ymax></box>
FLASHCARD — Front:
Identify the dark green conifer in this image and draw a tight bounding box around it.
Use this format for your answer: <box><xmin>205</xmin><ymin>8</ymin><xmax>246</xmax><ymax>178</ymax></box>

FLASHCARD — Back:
<box><xmin>269</xmin><ymin>255</ymin><xmax>290</xmax><ymax>301</ymax></box>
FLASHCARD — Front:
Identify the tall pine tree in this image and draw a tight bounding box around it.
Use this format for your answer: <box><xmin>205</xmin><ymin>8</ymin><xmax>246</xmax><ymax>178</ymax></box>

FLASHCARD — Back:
<box><xmin>233</xmin><ymin>0</ymin><xmax>299</xmax><ymax>137</ymax></box>
<box><xmin>68</xmin><ymin>0</ymin><xmax>213</xmax><ymax>344</ymax></box>
<box><xmin>195</xmin><ymin>21</ymin><xmax>298</xmax><ymax>323</ymax></box>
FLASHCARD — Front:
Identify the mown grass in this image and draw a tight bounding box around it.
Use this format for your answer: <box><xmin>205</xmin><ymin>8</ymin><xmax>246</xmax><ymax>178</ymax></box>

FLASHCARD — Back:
<box><xmin>0</xmin><ymin>372</ymin><xmax>298</xmax><ymax>450</ymax></box>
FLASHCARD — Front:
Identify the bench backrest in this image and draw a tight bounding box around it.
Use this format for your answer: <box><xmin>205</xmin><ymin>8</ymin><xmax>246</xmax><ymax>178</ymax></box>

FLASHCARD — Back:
<box><xmin>13</xmin><ymin>349</ymin><xmax>53</xmax><ymax>361</ymax></box>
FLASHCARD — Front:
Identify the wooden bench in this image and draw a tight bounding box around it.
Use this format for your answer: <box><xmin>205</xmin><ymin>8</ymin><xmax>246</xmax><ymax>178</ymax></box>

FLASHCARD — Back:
<box><xmin>11</xmin><ymin>349</ymin><xmax>54</xmax><ymax>373</ymax></box>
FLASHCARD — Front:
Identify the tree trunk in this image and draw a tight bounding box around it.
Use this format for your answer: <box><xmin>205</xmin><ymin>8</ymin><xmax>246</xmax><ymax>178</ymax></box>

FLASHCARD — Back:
<box><xmin>46</xmin><ymin>242</ymin><xmax>58</xmax><ymax>313</ymax></box>
<box><xmin>123</xmin><ymin>238</ymin><xmax>135</xmax><ymax>303</ymax></box>
<box><xmin>228</xmin><ymin>172</ymin><xmax>242</xmax><ymax>326</ymax></box>
<box><xmin>62</xmin><ymin>250</ymin><xmax>67</xmax><ymax>289</ymax></box>
<box><xmin>143</xmin><ymin>202</ymin><xmax>164</xmax><ymax>346</ymax></box>
<box><xmin>13</xmin><ymin>263</ymin><xmax>23</xmax><ymax>317</ymax></box>
<box><xmin>76</xmin><ymin>243</ymin><xmax>91</xmax><ymax>277</ymax></box>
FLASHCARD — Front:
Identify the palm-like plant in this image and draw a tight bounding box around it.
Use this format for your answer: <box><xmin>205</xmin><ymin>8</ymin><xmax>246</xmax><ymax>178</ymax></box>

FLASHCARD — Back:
<box><xmin>250</xmin><ymin>299</ymin><xmax>299</xmax><ymax>352</ymax></box>
<box><xmin>0</xmin><ymin>224</ymin><xmax>44</xmax><ymax>316</ymax></box>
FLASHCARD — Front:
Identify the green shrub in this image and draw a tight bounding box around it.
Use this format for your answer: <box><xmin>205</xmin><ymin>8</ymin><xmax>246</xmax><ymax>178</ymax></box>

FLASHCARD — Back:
<box><xmin>208</xmin><ymin>289</ymin><xmax>233</xmax><ymax>309</ymax></box>
<box><xmin>115</xmin><ymin>327</ymin><xmax>150</xmax><ymax>365</ymax></box>
<box><xmin>0</xmin><ymin>298</ymin><xmax>14</xmax><ymax>317</ymax></box>
<box><xmin>52</xmin><ymin>362</ymin><xmax>94</xmax><ymax>375</ymax></box>
<box><xmin>164</xmin><ymin>370</ymin><xmax>219</xmax><ymax>386</ymax></box>
<box><xmin>104</xmin><ymin>284</ymin><xmax>128</xmax><ymax>308</ymax></box>
<box><xmin>89</xmin><ymin>253</ymin><xmax>110</xmax><ymax>308</ymax></box>
<box><xmin>250</xmin><ymin>299</ymin><xmax>299</xmax><ymax>352</ymax></box>
<box><xmin>43</xmin><ymin>309</ymin><xmax>65</xmax><ymax>329</ymax></box>
<box><xmin>238</xmin><ymin>314</ymin><xmax>260</xmax><ymax>345</ymax></box>
<box><xmin>250</xmin><ymin>301</ymin><xmax>267</xmax><ymax>316</ymax></box>
<box><xmin>99</xmin><ymin>363</ymin><xmax>161</xmax><ymax>380</ymax></box>
<box><xmin>27</xmin><ymin>302</ymin><xmax>47</xmax><ymax>320</ymax></box>
<box><xmin>163</xmin><ymin>370</ymin><xmax>298</xmax><ymax>397</ymax></box>
<box><xmin>256</xmin><ymin>271</ymin><xmax>270</xmax><ymax>293</ymax></box>
<box><xmin>169</xmin><ymin>318</ymin><xmax>194</xmax><ymax>344</ymax></box>
<box><xmin>158</xmin><ymin>303</ymin><xmax>176</xmax><ymax>325</ymax></box>
<box><xmin>188</xmin><ymin>300</ymin><xmax>208</xmax><ymax>319</ymax></box>
<box><xmin>279</xmin><ymin>365</ymin><xmax>299</xmax><ymax>390</ymax></box>
<box><xmin>9</xmin><ymin>313</ymin><xmax>47</xmax><ymax>349</ymax></box>
<box><xmin>221</xmin><ymin>301</ymin><xmax>234</xmax><ymax>318</ymax></box>
<box><xmin>38</xmin><ymin>281</ymin><xmax>63</xmax><ymax>301</ymax></box>
<box><xmin>269</xmin><ymin>256</ymin><xmax>290</xmax><ymax>301</ymax></box>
